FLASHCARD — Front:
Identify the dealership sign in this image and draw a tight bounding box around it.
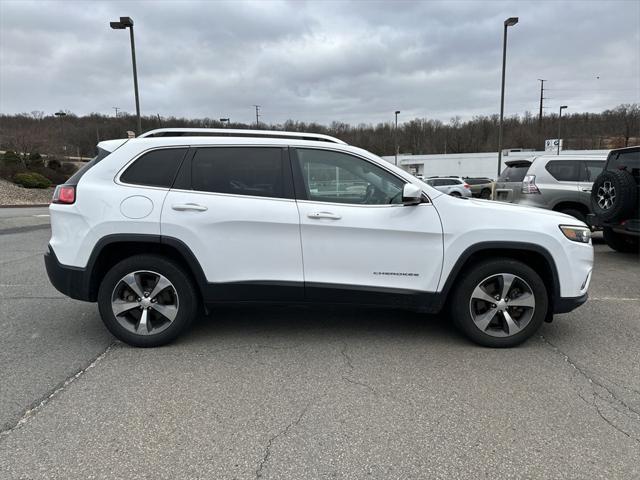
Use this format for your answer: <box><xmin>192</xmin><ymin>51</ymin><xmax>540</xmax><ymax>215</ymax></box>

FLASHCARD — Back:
<box><xmin>545</xmin><ymin>139</ymin><xmax>563</xmax><ymax>152</ymax></box>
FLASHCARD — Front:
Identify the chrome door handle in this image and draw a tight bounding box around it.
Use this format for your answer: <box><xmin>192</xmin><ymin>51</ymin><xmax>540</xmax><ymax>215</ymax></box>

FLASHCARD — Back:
<box><xmin>308</xmin><ymin>211</ymin><xmax>341</xmax><ymax>220</ymax></box>
<box><xmin>171</xmin><ymin>203</ymin><xmax>208</xmax><ymax>212</ymax></box>
<box><xmin>581</xmin><ymin>188</ymin><xmax>592</xmax><ymax>193</ymax></box>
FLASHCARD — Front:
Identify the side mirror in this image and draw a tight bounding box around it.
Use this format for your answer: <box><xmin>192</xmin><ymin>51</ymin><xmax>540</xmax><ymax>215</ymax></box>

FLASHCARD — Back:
<box><xmin>402</xmin><ymin>183</ymin><xmax>423</xmax><ymax>205</ymax></box>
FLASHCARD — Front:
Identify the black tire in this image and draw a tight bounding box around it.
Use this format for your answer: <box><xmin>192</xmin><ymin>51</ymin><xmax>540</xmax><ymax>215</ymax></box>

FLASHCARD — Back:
<box><xmin>450</xmin><ymin>191</ymin><xmax>462</xmax><ymax>197</ymax></box>
<box><xmin>450</xmin><ymin>258</ymin><xmax>548</xmax><ymax>348</ymax></box>
<box><xmin>98</xmin><ymin>254</ymin><xmax>198</xmax><ymax>347</ymax></box>
<box><xmin>603</xmin><ymin>227</ymin><xmax>640</xmax><ymax>254</ymax></box>
<box><xmin>480</xmin><ymin>188</ymin><xmax>491</xmax><ymax>199</ymax></box>
<box><xmin>558</xmin><ymin>208</ymin><xmax>586</xmax><ymax>224</ymax></box>
<box><xmin>591</xmin><ymin>169</ymin><xmax>637</xmax><ymax>222</ymax></box>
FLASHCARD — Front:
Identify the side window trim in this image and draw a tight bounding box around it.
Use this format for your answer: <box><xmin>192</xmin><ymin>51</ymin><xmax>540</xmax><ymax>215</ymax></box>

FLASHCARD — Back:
<box><xmin>290</xmin><ymin>147</ymin><xmax>413</xmax><ymax>206</ymax></box>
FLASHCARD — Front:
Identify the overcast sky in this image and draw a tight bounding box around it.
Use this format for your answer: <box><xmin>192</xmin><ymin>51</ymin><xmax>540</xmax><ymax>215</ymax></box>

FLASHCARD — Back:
<box><xmin>1</xmin><ymin>0</ymin><xmax>638</xmax><ymax>125</ymax></box>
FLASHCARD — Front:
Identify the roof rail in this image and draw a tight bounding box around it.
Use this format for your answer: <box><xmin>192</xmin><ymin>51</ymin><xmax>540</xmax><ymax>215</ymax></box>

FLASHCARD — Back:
<box><xmin>137</xmin><ymin>128</ymin><xmax>347</xmax><ymax>145</ymax></box>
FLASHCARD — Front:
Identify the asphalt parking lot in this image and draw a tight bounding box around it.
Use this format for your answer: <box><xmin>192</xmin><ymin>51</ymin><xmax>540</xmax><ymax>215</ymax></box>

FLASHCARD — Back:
<box><xmin>0</xmin><ymin>207</ymin><xmax>638</xmax><ymax>479</ymax></box>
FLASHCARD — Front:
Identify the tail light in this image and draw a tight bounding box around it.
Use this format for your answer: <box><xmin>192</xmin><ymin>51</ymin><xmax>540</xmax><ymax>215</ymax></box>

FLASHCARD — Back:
<box><xmin>463</xmin><ymin>183</ymin><xmax>470</xmax><ymax>189</ymax></box>
<box><xmin>52</xmin><ymin>185</ymin><xmax>76</xmax><ymax>204</ymax></box>
<box><xmin>522</xmin><ymin>175</ymin><xmax>540</xmax><ymax>194</ymax></box>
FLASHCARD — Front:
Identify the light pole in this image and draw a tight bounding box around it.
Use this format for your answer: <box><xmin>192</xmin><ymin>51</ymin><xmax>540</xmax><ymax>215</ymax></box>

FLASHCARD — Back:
<box><xmin>110</xmin><ymin>16</ymin><xmax>141</xmax><ymax>135</ymax></box>
<box><xmin>557</xmin><ymin>105</ymin><xmax>567</xmax><ymax>155</ymax></box>
<box><xmin>54</xmin><ymin>111</ymin><xmax>67</xmax><ymax>153</ymax></box>
<box><xmin>394</xmin><ymin>110</ymin><xmax>400</xmax><ymax>166</ymax></box>
<box><xmin>496</xmin><ymin>16</ymin><xmax>518</xmax><ymax>178</ymax></box>
<box><xmin>220</xmin><ymin>118</ymin><xmax>230</xmax><ymax>128</ymax></box>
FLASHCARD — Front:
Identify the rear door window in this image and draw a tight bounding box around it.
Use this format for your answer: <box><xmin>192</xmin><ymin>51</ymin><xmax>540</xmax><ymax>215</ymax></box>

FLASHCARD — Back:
<box><xmin>120</xmin><ymin>148</ymin><xmax>188</xmax><ymax>188</ymax></box>
<box><xmin>191</xmin><ymin>147</ymin><xmax>289</xmax><ymax>199</ymax></box>
<box><xmin>580</xmin><ymin>161</ymin><xmax>605</xmax><ymax>182</ymax></box>
<box><xmin>498</xmin><ymin>164</ymin><xmax>530</xmax><ymax>182</ymax></box>
<box><xmin>545</xmin><ymin>160</ymin><xmax>580</xmax><ymax>182</ymax></box>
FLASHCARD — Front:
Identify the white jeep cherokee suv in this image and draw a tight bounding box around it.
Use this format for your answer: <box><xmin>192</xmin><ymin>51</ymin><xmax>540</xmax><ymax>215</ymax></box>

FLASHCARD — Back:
<box><xmin>45</xmin><ymin>128</ymin><xmax>593</xmax><ymax>348</ymax></box>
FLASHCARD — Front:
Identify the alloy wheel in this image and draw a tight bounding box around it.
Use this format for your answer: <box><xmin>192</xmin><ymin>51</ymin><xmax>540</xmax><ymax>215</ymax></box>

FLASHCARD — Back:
<box><xmin>597</xmin><ymin>181</ymin><xmax>616</xmax><ymax>210</ymax></box>
<box><xmin>111</xmin><ymin>270</ymin><xmax>179</xmax><ymax>336</ymax></box>
<box><xmin>469</xmin><ymin>273</ymin><xmax>536</xmax><ymax>338</ymax></box>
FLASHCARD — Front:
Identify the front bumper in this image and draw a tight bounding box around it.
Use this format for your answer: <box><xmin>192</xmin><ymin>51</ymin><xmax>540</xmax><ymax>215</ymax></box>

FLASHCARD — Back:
<box><xmin>553</xmin><ymin>292</ymin><xmax>588</xmax><ymax>314</ymax></box>
<box><xmin>44</xmin><ymin>245</ymin><xmax>92</xmax><ymax>302</ymax></box>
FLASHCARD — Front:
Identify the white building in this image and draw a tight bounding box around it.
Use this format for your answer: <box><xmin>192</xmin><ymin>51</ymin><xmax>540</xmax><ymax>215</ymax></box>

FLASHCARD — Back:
<box><xmin>381</xmin><ymin>149</ymin><xmax>609</xmax><ymax>180</ymax></box>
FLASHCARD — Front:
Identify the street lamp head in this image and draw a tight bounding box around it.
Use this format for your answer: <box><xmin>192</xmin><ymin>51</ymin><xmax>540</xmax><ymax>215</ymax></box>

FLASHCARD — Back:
<box><xmin>560</xmin><ymin>105</ymin><xmax>568</xmax><ymax>110</ymax></box>
<box><xmin>395</xmin><ymin>110</ymin><xmax>401</xmax><ymax>115</ymax></box>
<box><xmin>504</xmin><ymin>17</ymin><xmax>519</xmax><ymax>27</ymax></box>
<box><xmin>110</xmin><ymin>17</ymin><xmax>133</xmax><ymax>29</ymax></box>
<box><xmin>55</xmin><ymin>111</ymin><xmax>66</xmax><ymax>117</ymax></box>
<box><xmin>219</xmin><ymin>118</ymin><xmax>229</xmax><ymax>122</ymax></box>
<box><xmin>119</xmin><ymin>17</ymin><xmax>134</xmax><ymax>27</ymax></box>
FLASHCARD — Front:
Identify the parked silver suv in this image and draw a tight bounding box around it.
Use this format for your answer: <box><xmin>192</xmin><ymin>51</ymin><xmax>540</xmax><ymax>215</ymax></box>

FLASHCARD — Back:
<box><xmin>494</xmin><ymin>155</ymin><xmax>606</xmax><ymax>222</ymax></box>
<box><xmin>425</xmin><ymin>177</ymin><xmax>472</xmax><ymax>197</ymax></box>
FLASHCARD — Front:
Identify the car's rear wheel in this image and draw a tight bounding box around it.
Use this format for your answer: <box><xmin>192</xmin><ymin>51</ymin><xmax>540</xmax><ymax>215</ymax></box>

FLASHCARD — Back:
<box><xmin>603</xmin><ymin>227</ymin><xmax>640</xmax><ymax>254</ymax></box>
<box><xmin>450</xmin><ymin>191</ymin><xmax>462</xmax><ymax>197</ymax></box>
<box><xmin>98</xmin><ymin>255</ymin><xmax>198</xmax><ymax>347</ymax></box>
<box><xmin>480</xmin><ymin>188</ymin><xmax>491</xmax><ymax>199</ymax></box>
<box><xmin>450</xmin><ymin>259</ymin><xmax>548</xmax><ymax>347</ymax></box>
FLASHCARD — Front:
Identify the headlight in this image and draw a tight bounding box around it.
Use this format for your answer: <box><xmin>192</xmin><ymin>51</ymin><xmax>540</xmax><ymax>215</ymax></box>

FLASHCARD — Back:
<box><xmin>559</xmin><ymin>225</ymin><xmax>591</xmax><ymax>243</ymax></box>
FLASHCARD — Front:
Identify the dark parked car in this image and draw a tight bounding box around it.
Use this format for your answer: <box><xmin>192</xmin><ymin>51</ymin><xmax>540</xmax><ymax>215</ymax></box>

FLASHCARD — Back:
<box><xmin>588</xmin><ymin>146</ymin><xmax>639</xmax><ymax>253</ymax></box>
<box><xmin>463</xmin><ymin>177</ymin><xmax>493</xmax><ymax>199</ymax></box>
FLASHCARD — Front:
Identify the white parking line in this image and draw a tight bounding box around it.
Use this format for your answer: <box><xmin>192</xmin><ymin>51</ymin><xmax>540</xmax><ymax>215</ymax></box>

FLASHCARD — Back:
<box><xmin>32</xmin><ymin>214</ymin><xmax>50</xmax><ymax>217</ymax></box>
<box><xmin>590</xmin><ymin>297</ymin><xmax>640</xmax><ymax>301</ymax></box>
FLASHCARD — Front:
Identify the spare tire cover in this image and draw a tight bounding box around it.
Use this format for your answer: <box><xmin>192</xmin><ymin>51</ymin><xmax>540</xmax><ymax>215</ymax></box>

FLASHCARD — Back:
<box><xmin>590</xmin><ymin>169</ymin><xmax>637</xmax><ymax>222</ymax></box>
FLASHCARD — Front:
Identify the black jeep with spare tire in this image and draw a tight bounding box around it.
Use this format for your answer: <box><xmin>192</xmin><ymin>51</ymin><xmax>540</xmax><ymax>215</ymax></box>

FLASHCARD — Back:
<box><xmin>588</xmin><ymin>146</ymin><xmax>640</xmax><ymax>253</ymax></box>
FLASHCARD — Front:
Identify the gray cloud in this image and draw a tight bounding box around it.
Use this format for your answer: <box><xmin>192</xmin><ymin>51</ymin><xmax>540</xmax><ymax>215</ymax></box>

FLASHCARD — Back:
<box><xmin>0</xmin><ymin>0</ymin><xmax>638</xmax><ymax>125</ymax></box>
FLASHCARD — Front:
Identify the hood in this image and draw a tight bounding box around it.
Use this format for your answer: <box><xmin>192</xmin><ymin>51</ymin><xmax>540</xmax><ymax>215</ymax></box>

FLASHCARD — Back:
<box><xmin>435</xmin><ymin>195</ymin><xmax>586</xmax><ymax>226</ymax></box>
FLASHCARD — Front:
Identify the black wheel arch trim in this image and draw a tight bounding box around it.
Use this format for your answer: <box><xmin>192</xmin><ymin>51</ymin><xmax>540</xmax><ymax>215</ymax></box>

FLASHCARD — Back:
<box><xmin>437</xmin><ymin>241</ymin><xmax>563</xmax><ymax>313</ymax></box>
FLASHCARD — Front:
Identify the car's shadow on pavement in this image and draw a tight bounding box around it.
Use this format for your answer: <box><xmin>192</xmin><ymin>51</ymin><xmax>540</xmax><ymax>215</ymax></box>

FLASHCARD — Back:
<box><xmin>176</xmin><ymin>305</ymin><xmax>468</xmax><ymax>348</ymax></box>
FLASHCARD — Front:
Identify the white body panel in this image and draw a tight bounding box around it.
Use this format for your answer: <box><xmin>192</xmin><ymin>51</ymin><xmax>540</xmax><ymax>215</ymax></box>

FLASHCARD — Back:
<box><xmin>432</xmin><ymin>195</ymin><xmax>593</xmax><ymax>298</ymax></box>
<box><xmin>296</xmin><ymin>201</ymin><xmax>443</xmax><ymax>291</ymax></box>
<box><xmin>161</xmin><ymin>190</ymin><xmax>303</xmax><ymax>283</ymax></box>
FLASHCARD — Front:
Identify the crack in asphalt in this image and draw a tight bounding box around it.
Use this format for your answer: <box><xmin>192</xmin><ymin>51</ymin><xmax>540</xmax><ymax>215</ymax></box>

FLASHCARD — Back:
<box><xmin>342</xmin><ymin>375</ymin><xmax>377</xmax><ymax>395</ymax></box>
<box><xmin>540</xmin><ymin>335</ymin><xmax>640</xmax><ymax>443</ymax></box>
<box><xmin>340</xmin><ymin>342</ymin><xmax>354</xmax><ymax>370</ymax></box>
<box><xmin>0</xmin><ymin>341</ymin><xmax>117</xmax><ymax>440</ymax></box>
<box><xmin>255</xmin><ymin>402</ymin><xmax>311</xmax><ymax>479</ymax></box>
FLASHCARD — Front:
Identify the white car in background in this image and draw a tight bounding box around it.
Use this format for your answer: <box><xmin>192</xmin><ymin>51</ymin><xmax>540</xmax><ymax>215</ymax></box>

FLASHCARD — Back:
<box><xmin>425</xmin><ymin>177</ymin><xmax>472</xmax><ymax>197</ymax></box>
<box><xmin>45</xmin><ymin>128</ymin><xmax>592</xmax><ymax>348</ymax></box>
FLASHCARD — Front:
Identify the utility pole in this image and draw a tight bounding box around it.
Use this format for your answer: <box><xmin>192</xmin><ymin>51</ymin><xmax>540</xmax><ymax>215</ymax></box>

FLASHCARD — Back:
<box><xmin>253</xmin><ymin>105</ymin><xmax>261</xmax><ymax>128</ymax></box>
<box><xmin>537</xmin><ymin>79</ymin><xmax>546</xmax><ymax>127</ymax></box>
<box><xmin>113</xmin><ymin>106</ymin><xmax>120</xmax><ymax>118</ymax></box>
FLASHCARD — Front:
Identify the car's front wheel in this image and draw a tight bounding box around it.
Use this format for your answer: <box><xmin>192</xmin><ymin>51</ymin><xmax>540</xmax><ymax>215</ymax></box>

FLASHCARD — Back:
<box><xmin>450</xmin><ymin>258</ymin><xmax>548</xmax><ymax>347</ymax></box>
<box><xmin>98</xmin><ymin>254</ymin><xmax>198</xmax><ymax>347</ymax></box>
